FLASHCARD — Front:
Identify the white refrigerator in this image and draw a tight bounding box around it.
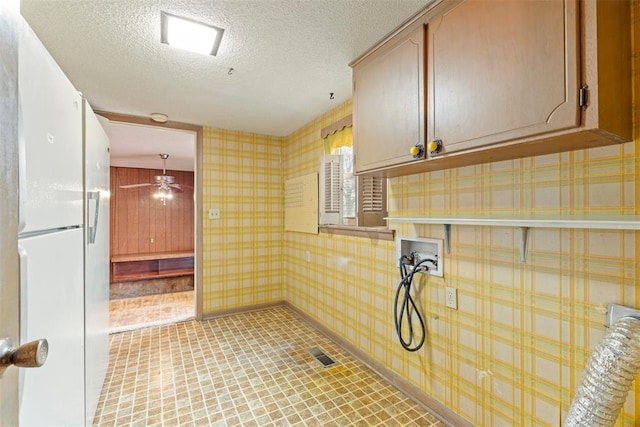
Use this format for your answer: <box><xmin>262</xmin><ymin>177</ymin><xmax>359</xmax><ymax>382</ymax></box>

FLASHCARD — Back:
<box><xmin>18</xmin><ymin>23</ymin><xmax>109</xmax><ymax>426</ymax></box>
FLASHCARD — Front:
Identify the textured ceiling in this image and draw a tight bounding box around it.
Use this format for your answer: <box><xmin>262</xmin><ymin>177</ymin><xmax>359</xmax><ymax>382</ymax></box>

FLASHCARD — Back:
<box><xmin>20</xmin><ymin>0</ymin><xmax>431</xmax><ymax>138</ymax></box>
<box><xmin>101</xmin><ymin>118</ymin><xmax>196</xmax><ymax>171</ymax></box>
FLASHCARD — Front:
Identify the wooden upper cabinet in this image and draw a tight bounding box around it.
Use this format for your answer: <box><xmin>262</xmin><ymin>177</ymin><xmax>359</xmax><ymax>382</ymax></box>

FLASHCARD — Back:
<box><xmin>428</xmin><ymin>0</ymin><xmax>579</xmax><ymax>154</ymax></box>
<box><xmin>351</xmin><ymin>0</ymin><xmax>631</xmax><ymax>177</ymax></box>
<box><xmin>352</xmin><ymin>25</ymin><xmax>425</xmax><ymax>173</ymax></box>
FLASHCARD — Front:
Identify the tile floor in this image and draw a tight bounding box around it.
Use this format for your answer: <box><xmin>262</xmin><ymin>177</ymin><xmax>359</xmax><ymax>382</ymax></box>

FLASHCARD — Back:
<box><xmin>94</xmin><ymin>306</ymin><xmax>446</xmax><ymax>426</ymax></box>
<box><xmin>109</xmin><ymin>290</ymin><xmax>195</xmax><ymax>333</ymax></box>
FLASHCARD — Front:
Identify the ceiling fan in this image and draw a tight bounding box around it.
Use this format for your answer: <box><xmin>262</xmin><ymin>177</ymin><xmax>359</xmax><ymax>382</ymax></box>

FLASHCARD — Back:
<box><xmin>119</xmin><ymin>153</ymin><xmax>189</xmax><ymax>204</ymax></box>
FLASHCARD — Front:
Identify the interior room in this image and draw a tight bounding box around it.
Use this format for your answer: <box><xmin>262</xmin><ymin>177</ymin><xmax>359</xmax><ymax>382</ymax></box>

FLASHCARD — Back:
<box><xmin>4</xmin><ymin>0</ymin><xmax>639</xmax><ymax>426</ymax></box>
<box><xmin>103</xmin><ymin>120</ymin><xmax>197</xmax><ymax>332</ymax></box>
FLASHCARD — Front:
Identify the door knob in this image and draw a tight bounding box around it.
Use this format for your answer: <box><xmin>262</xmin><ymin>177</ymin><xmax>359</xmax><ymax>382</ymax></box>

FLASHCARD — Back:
<box><xmin>0</xmin><ymin>338</ymin><xmax>48</xmax><ymax>374</ymax></box>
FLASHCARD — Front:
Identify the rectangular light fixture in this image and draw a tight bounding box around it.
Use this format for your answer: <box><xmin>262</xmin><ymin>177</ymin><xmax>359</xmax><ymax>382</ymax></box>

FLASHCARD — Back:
<box><xmin>161</xmin><ymin>11</ymin><xmax>224</xmax><ymax>56</ymax></box>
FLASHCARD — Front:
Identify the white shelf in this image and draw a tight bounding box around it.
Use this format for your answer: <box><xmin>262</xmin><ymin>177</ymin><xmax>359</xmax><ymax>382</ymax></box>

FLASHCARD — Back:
<box><xmin>386</xmin><ymin>215</ymin><xmax>640</xmax><ymax>229</ymax></box>
<box><xmin>386</xmin><ymin>215</ymin><xmax>640</xmax><ymax>262</ymax></box>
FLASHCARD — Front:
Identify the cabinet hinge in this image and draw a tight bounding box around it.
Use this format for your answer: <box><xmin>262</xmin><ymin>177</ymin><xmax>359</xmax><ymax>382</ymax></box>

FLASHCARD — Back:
<box><xmin>579</xmin><ymin>85</ymin><xmax>589</xmax><ymax>110</ymax></box>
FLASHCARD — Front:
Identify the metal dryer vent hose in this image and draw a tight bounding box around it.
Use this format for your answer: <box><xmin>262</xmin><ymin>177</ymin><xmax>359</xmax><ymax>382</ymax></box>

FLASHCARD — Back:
<box><xmin>565</xmin><ymin>316</ymin><xmax>640</xmax><ymax>426</ymax></box>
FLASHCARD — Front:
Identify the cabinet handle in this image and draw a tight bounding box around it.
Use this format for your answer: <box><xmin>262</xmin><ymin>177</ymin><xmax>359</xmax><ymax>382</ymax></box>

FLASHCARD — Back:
<box><xmin>428</xmin><ymin>139</ymin><xmax>443</xmax><ymax>156</ymax></box>
<box><xmin>409</xmin><ymin>144</ymin><xmax>424</xmax><ymax>159</ymax></box>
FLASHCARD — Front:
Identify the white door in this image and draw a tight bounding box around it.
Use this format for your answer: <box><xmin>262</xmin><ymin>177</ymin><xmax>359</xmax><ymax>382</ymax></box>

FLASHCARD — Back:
<box><xmin>0</xmin><ymin>1</ymin><xmax>21</xmax><ymax>421</ymax></box>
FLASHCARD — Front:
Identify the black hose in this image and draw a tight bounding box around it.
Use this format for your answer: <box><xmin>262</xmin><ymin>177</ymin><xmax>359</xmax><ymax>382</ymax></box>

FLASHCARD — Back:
<box><xmin>394</xmin><ymin>257</ymin><xmax>431</xmax><ymax>352</ymax></box>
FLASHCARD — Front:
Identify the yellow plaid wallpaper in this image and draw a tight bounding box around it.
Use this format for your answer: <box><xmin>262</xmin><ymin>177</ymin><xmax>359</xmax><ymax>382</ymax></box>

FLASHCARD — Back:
<box><xmin>201</xmin><ymin>127</ymin><xmax>284</xmax><ymax>311</ymax></box>
<box><xmin>283</xmin><ymin>116</ymin><xmax>637</xmax><ymax>425</ymax></box>
<box><xmin>281</xmin><ymin>7</ymin><xmax>639</xmax><ymax>425</ymax></box>
<box><xmin>200</xmin><ymin>4</ymin><xmax>639</xmax><ymax>424</ymax></box>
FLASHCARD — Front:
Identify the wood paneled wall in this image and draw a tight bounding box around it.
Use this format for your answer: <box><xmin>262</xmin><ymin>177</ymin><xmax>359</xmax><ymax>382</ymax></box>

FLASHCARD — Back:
<box><xmin>110</xmin><ymin>167</ymin><xmax>194</xmax><ymax>256</ymax></box>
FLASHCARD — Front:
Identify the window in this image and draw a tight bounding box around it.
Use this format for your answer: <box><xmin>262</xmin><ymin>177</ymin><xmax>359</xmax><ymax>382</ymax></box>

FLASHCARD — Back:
<box><xmin>319</xmin><ymin>115</ymin><xmax>388</xmax><ymax>229</ymax></box>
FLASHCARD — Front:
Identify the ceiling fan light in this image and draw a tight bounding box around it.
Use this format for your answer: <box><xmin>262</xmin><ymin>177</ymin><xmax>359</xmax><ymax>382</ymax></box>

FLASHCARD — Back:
<box><xmin>161</xmin><ymin>12</ymin><xmax>224</xmax><ymax>56</ymax></box>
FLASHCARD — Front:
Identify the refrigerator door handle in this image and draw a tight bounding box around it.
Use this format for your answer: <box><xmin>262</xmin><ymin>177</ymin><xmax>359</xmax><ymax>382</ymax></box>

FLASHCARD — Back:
<box><xmin>87</xmin><ymin>191</ymin><xmax>100</xmax><ymax>244</ymax></box>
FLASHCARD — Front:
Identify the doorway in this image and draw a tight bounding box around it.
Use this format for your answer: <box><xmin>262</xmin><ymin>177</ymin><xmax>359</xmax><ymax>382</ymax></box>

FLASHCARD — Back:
<box><xmin>99</xmin><ymin>116</ymin><xmax>200</xmax><ymax>332</ymax></box>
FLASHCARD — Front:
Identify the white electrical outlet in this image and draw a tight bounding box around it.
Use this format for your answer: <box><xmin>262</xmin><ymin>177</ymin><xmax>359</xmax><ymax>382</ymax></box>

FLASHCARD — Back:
<box><xmin>445</xmin><ymin>287</ymin><xmax>457</xmax><ymax>309</ymax></box>
<box><xmin>208</xmin><ymin>208</ymin><xmax>220</xmax><ymax>220</ymax></box>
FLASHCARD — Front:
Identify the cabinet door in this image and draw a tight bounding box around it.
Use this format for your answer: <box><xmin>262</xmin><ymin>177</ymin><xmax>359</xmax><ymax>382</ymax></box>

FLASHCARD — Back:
<box><xmin>428</xmin><ymin>0</ymin><xmax>579</xmax><ymax>155</ymax></box>
<box><xmin>354</xmin><ymin>25</ymin><xmax>425</xmax><ymax>172</ymax></box>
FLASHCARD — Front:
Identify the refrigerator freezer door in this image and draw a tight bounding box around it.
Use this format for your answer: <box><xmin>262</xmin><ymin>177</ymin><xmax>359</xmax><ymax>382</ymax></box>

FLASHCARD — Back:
<box><xmin>18</xmin><ymin>25</ymin><xmax>83</xmax><ymax>234</ymax></box>
<box><xmin>83</xmin><ymin>101</ymin><xmax>110</xmax><ymax>425</ymax></box>
<box><xmin>19</xmin><ymin>228</ymin><xmax>85</xmax><ymax>427</ymax></box>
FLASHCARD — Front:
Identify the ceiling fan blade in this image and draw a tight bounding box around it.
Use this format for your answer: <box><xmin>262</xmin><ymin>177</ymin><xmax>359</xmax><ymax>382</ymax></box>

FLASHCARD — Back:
<box><xmin>167</xmin><ymin>184</ymin><xmax>184</xmax><ymax>192</ymax></box>
<box><xmin>120</xmin><ymin>183</ymin><xmax>153</xmax><ymax>189</ymax></box>
<box><xmin>169</xmin><ymin>184</ymin><xmax>194</xmax><ymax>192</ymax></box>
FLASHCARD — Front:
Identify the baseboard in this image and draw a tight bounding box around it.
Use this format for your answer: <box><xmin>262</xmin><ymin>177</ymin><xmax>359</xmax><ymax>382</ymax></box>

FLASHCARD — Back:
<box><xmin>283</xmin><ymin>302</ymin><xmax>473</xmax><ymax>427</ymax></box>
<box><xmin>201</xmin><ymin>301</ymin><xmax>285</xmax><ymax>320</ymax></box>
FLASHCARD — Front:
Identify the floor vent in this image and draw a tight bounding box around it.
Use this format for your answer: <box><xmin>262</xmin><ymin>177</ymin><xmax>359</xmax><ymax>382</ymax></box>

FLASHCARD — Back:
<box><xmin>307</xmin><ymin>347</ymin><xmax>337</xmax><ymax>367</ymax></box>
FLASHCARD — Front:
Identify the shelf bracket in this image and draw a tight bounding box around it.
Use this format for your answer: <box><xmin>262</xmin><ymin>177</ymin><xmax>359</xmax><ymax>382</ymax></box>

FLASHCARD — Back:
<box><xmin>607</xmin><ymin>303</ymin><xmax>640</xmax><ymax>327</ymax></box>
<box><xmin>518</xmin><ymin>226</ymin><xmax>530</xmax><ymax>263</ymax></box>
<box><xmin>443</xmin><ymin>224</ymin><xmax>451</xmax><ymax>254</ymax></box>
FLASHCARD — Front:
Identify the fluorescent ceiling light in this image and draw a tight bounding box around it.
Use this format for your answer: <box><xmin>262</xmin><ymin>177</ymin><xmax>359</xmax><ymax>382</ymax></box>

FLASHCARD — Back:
<box><xmin>161</xmin><ymin>12</ymin><xmax>224</xmax><ymax>56</ymax></box>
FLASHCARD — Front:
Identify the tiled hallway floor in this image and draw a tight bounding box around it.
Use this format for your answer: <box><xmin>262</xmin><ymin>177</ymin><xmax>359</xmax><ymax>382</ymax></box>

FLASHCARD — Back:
<box><xmin>109</xmin><ymin>290</ymin><xmax>195</xmax><ymax>333</ymax></box>
<box><xmin>94</xmin><ymin>306</ymin><xmax>446</xmax><ymax>426</ymax></box>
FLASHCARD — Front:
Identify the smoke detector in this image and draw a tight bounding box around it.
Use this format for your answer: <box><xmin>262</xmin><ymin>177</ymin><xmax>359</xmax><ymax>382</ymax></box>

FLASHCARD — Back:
<box><xmin>150</xmin><ymin>112</ymin><xmax>168</xmax><ymax>123</ymax></box>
